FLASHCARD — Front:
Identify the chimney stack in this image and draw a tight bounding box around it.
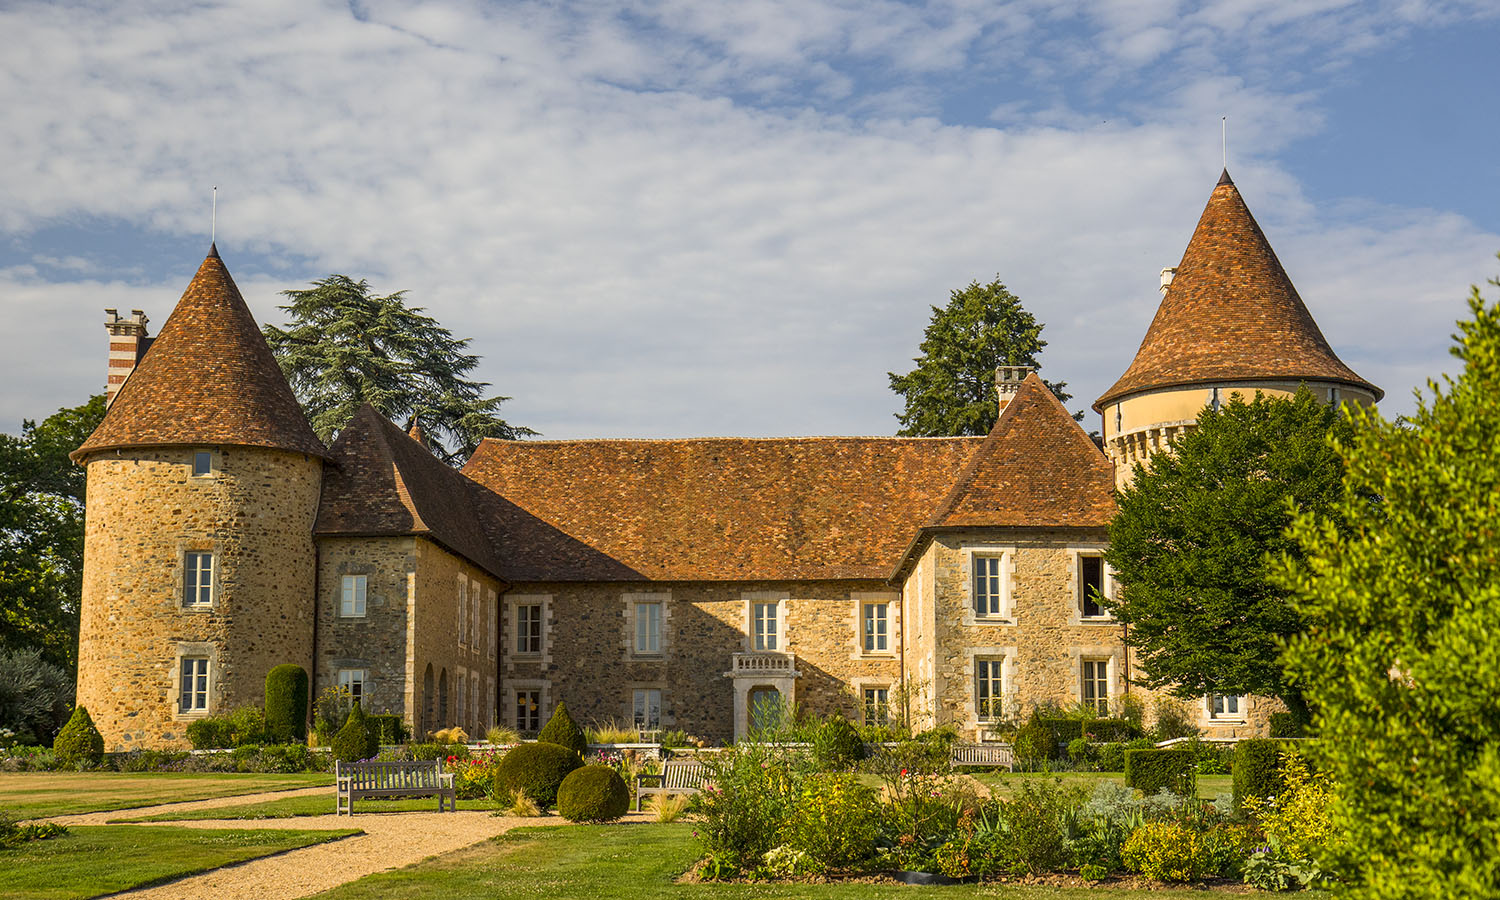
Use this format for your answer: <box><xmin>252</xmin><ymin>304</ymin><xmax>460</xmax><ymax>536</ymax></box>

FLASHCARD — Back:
<box><xmin>995</xmin><ymin>365</ymin><xmax>1035</xmax><ymax>415</ymax></box>
<box><xmin>104</xmin><ymin>308</ymin><xmax>152</xmax><ymax>407</ymax></box>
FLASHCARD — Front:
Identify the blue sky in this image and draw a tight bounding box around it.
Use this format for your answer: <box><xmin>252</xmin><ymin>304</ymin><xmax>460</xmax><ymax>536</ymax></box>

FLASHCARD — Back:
<box><xmin>2</xmin><ymin>0</ymin><xmax>1497</xmax><ymax>440</ymax></box>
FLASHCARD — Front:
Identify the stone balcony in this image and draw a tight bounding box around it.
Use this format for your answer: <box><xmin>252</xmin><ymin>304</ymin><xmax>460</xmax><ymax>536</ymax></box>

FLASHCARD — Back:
<box><xmin>728</xmin><ymin>651</ymin><xmax>798</xmax><ymax>678</ymax></box>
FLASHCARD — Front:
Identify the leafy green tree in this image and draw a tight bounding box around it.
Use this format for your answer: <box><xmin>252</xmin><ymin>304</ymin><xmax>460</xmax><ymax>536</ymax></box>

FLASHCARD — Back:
<box><xmin>1105</xmin><ymin>388</ymin><xmax>1355</xmax><ymax>722</ymax></box>
<box><xmin>264</xmin><ymin>276</ymin><xmax>534</xmax><ymax>464</ymax></box>
<box><xmin>888</xmin><ymin>277</ymin><xmax>1075</xmax><ymax>435</ymax></box>
<box><xmin>0</xmin><ymin>395</ymin><xmax>106</xmax><ymax>670</ymax></box>
<box><xmin>1278</xmin><ymin>273</ymin><xmax>1500</xmax><ymax>897</ymax></box>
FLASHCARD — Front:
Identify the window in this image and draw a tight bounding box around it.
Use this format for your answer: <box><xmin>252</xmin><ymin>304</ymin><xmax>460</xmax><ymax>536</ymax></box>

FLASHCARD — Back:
<box><xmin>338</xmin><ymin>668</ymin><xmax>367</xmax><ymax>706</ymax></box>
<box><xmin>471</xmin><ymin>673</ymin><xmax>480</xmax><ymax>730</ymax></box>
<box><xmin>1079</xmin><ymin>554</ymin><xmax>1107</xmax><ymax>618</ymax></box>
<box><xmin>1081</xmin><ymin>659</ymin><xmax>1109</xmax><ymax>715</ymax></box>
<box><xmin>183</xmin><ymin>552</ymin><xmax>213</xmax><ymax>607</ymax></box>
<box><xmin>517</xmin><ymin>604</ymin><xmax>542</xmax><ymax>654</ymax></box>
<box><xmin>487</xmin><ymin>593</ymin><xmax>497</xmax><ymax>659</ymax></box>
<box><xmin>471</xmin><ymin>585</ymin><xmax>481</xmax><ymax>656</ymax></box>
<box><xmin>752</xmin><ymin>602</ymin><xmax>779</xmax><ymax>651</ymax></box>
<box><xmin>863</xmin><ymin>687</ymin><xmax>890</xmax><ymax>725</ymax></box>
<box><xmin>179</xmin><ymin>657</ymin><xmax>209</xmax><ymax>713</ymax></box>
<box><xmin>1210</xmin><ymin>693</ymin><xmax>1244</xmax><ymax>721</ymax></box>
<box><xmin>633</xmin><ymin>688</ymin><xmax>662</xmax><ymax>730</ymax></box>
<box><xmin>456</xmin><ymin>672</ymin><xmax>467</xmax><ymax>727</ymax></box>
<box><xmin>516</xmin><ymin>690</ymin><xmax>541</xmax><ymax>732</ymax></box>
<box><xmin>192</xmin><ymin>450</ymin><xmax>212</xmax><ymax>476</ymax></box>
<box><xmin>973</xmin><ymin>555</ymin><xmax>1005</xmax><ymax>616</ymax></box>
<box><xmin>340</xmin><ymin>575</ymin><xmax>367</xmax><ymax>617</ymax></box>
<box><xmin>862</xmin><ymin>602</ymin><xmax>889</xmax><ymax>653</ymax></box>
<box><xmin>636</xmin><ymin>602</ymin><xmax>662</xmax><ymax>654</ymax></box>
<box><xmin>458</xmin><ymin>579</ymin><xmax>468</xmax><ymax>646</ymax></box>
<box><xmin>975</xmin><ymin>658</ymin><xmax>1005</xmax><ymax>720</ymax></box>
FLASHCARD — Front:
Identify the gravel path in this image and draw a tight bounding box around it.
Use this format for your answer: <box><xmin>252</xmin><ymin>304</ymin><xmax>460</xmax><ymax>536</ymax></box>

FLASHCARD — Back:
<box><xmin>45</xmin><ymin>789</ymin><xmax>606</xmax><ymax>900</ymax></box>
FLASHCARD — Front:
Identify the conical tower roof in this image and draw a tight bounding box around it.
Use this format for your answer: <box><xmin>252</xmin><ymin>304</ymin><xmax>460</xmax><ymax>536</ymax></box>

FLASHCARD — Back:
<box><xmin>73</xmin><ymin>247</ymin><xmax>328</xmax><ymax>460</ymax></box>
<box><xmin>1094</xmin><ymin>171</ymin><xmax>1380</xmax><ymax>411</ymax></box>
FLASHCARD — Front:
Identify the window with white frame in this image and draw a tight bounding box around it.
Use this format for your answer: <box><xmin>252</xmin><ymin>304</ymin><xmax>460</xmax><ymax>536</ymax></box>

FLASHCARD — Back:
<box><xmin>192</xmin><ymin>450</ymin><xmax>212</xmax><ymax>476</ymax></box>
<box><xmin>516</xmin><ymin>689</ymin><xmax>541</xmax><ymax>732</ymax></box>
<box><xmin>973</xmin><ymin>554</ymin><xmax>1005</xmax><ymax>616</ymax></box>
<box><xmin>635</xmin><ymin>601</ymin><xmax>662</xmax><ymax>655</ymax></box>
<box><xmin>752</xmin><ymin>602</ymin><xmax>779</xmax><ymax>651</ymax></box>
<box><xmin>1209</xmin><ymin>693</ymin><xmax>1245</xmax><ymax>721</ymax></box>
<box><xmin>179</xmin><ymin>657</ymin><xmax>209</xmax><ymax>713</ymax></box>
<box><xmin>470</xmin><ymin>583</ymin><xmax>481</xmax><ymax>656</ymax></box>
<box><xmin>863</xmin><ymin>687</ymin><xmax>890</xmax><ymax>725</ymax></box>
<box><xmin>975</xmin><ymin>658</ymin><xmax>1005</xmax><ymax>720</ymax></box>
<box><xmin>1079</xmin><ymin>553</ymin><xmax>1108</xmax><ymax>619</ymax></box>
<box><xmin>183</xmin><ymin>552</ymin><xmax>214</xmax><ymax>607</ymax></box>
<box><xmin>458</xmin><ymin>578</ymin><xmax>469</xmax><ymax>646</ymax></box>
<box><xmin>633</xmin><ymin>688</ymin><xmax>662</xmax><ymax>730</ymax></box>
<box><xmin>862</xmin><ymin>602</ymin><xmax>889</xmax><ymax>653</ymax></box>
<box><xmin>338</xmin><ymin>668</ymin><xmax>367</xmax><ymax>707</ymax></box>
<box><xmin>1081</xmin><ymin>659</ymin><xmax>1110</xmax><ymax>715</ymax></box>
<box><xmin>456</xmin><ymin>670</ymin><xmax>467</xmax><ymax>725</ymax></box>
<box><xmin>340</xmin><ymin>575</ymin><xmax>367</xmax><ymax>617</ymax></box>
<box><xmin>517</xmin><ymin>604</ymin><xmax>542</xmax><ymax>654</ymax></box>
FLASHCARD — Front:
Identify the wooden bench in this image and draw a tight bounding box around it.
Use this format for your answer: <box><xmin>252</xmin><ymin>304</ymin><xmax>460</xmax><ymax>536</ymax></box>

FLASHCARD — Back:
<box><xmin>951</xmin><ymin>742</ymin><xmax>1015</xmax><ymax>771</ymax></box>
<box><xmin>634</xmin><ymin>759</ymin><xmax>706</xmax><ymax>811</ymax></box>
<box><xmin>335</xmin><ymin>759</ymin><xmax>456</xmax><ymax>815</ymax></box>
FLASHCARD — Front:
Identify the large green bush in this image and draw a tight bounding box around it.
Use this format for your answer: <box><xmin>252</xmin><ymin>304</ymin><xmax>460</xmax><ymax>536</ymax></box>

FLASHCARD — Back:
<box><xmin>0</xmin><ymin>648</ymin><xmax>74</xmax><ymax>745</ymax></box>
<box><xmin>537</xmin><ymin>701</ymin><xmax>587</xmax><ymax>755</ymax></box>
<box><xmin>1124</xmin><ymin>748</ymin><xmax>1196</xmax><ymax>796</ymax></box>
<box><xmin>331</xmin><ymin>703</ymin><xmax>379</xmax><ymax>763</ymax></box>
<box><xmin>692</xmin><ymin>741</ymin><xmax>807</xmax><ymax>873</ymax></box>
<box><xmin>1232</xmin><ymin>739</ymin><xmax>1288</xmax><ymax>807</ymax></box>
<box><xmin>52</xmin><ymin>706</ymin><xmax>104</xmax><ymax>768</ymax></box>
<box><xmin>493</xmin><ymin>741</ymin><xmax>584</xmax><ymax>808</ymax></box>
<box><xmin>811</xmin><ymin>716</ymin><xmax>864</xmax><ymax>771</ymax></box>
<box><xmin>186</xmin><ymin>716</ymin><xmax>236</xmax><ymax>750</ymax></box>
<box><xmin>1012</xmin><ymin>720</ymin><xmax>1054</xmax><ymax>767</ymax></box>
<box><xmin>556</xmin><ymin>764</ymin><xmax>630</xmax><ymax>823</ymax></box>
<box><xmin>263</xmin><ymin>665</ymin><xmax>308</xmax><ymax>744</ymax></box>
<box><xmin>783</xmin><ymin>772</ymin><xmax>879</xmax><ymax>871</ymax></box>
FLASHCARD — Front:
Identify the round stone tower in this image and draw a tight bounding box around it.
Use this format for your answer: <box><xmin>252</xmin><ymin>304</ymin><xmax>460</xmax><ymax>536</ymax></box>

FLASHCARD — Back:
<box><xmin>71</xmin><ymin>245</ymin><xmax>329</xmax><ymax>750</ymax></box>
<box><xmin>1094</xmin><ymin>170</ymin><xmax>1382</xmax><ymax>487</ymax></box>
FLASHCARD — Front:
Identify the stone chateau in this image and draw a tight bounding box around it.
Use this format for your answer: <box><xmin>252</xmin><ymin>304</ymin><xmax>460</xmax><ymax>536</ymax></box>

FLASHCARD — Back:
<box><xmin>72</xmin><ymin>171</ymin><xmax>1380</xmax><ymax>750</ymax></box>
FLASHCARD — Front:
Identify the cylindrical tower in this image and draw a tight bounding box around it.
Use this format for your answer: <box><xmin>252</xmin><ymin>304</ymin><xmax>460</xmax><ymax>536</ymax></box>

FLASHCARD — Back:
<box><xmin>72</xmin><ymin>246</ymin><xmax>328</xmax><ymax>749</ymax></box>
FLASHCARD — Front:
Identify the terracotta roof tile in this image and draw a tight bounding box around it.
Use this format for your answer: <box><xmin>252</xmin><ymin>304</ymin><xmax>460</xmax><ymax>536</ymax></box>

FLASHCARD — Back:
<box><xmin>1094</xmin><ymin>171</ymin><xmax>1380</xmax><ymax>411</ymax></box>
<box><xmin>462</xmin><ymin>435</ymin><xmax>984</xmax><ymax>581</ymax></box>
<box><xmin>315</xmin><ymin>405</ymin><xmax>505</xmax><ymax>579</ymax></box>
<box><xmin>73</xmin><ymin>251</ymin><xmax>327</xmax><ymax>460</ymax></box>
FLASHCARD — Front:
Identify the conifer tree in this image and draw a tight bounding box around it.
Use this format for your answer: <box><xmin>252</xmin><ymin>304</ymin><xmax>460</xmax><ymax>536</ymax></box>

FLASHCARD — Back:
<box><xmin>536</xmin><ymin>701</ymin><xmax>587</xmax><ymax>755</ymax></box>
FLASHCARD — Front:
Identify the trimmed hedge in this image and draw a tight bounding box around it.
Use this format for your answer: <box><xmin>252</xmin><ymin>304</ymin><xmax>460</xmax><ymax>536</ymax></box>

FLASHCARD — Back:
<box><xmin>556</xmin><ymin>764</ymin><xmax>630</xmax><ymax>822</ymax></box>
<box><xmin>1012</xmin><ymin>721</ymin><xmax>1054</xmax><ymax>766</ymax></box>
<box><xmin>366</xmin><ymin>714</ymin><xmax>409</xmax><ymax>745</ymax></box>
<box><xmin>537</xmin><ymin>701</ymin><xmax>587</xmax><ymax>755</ymax></box>
<box><xmin>53</xmin><ymin>706</ymin><xmax>104</xmax><ymax>768</ymax></box>
<box><xmin>264</xmin><ymin>665</ymin><xmax>309</xmax><ymax>744</ymax></box>
<box><xmin>1125</xmin><ymin>748</ymin><xmax>1196</xmax><ymax>796</ymax></box>
<box><xmin>1268</xmin><ymin>712</ymin><xmax>1306</xmax><ymax>738</ymax></box>
<box><xmin>494</xmin><ymin>741</ymin><xmax>584</xmax><ymax>808</ymax></box>
<box><xmin>1233</xmin><ymin>739</ymin><xmax>1295</xmax><ymax>806</ymax></box>
<box><xmin>332</xmin><ymin>703</ymin><xmax>379</xmax><ymax>763</ymax></box>
<box><xmin>187</xmin><ymin>716</ymin><xmax>237</xmax><ymax>750</ymax></box>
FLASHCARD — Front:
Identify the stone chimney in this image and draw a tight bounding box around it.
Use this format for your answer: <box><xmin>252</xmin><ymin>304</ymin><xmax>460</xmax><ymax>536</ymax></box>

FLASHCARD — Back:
<box><xmin>1159</xmin><ymin>267</ymin><xmax>1177</xmax><ymax>295</ymax></box>
<box><xmin>104</xmin><ymin>309</ymin><xmax>152</xmax><ymax>407</ymax></box>
<box><xmin>995</xmin><ymin>365</ymin><xmax>1035</xmax><ymax>415</ymax></box>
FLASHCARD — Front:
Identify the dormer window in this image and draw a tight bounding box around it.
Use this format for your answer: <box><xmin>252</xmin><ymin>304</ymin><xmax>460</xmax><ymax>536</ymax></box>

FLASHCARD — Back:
<box><xmin>192</xmin><ymin>450</ymin><xmax>212</xmax><ymax>476</ymax></box>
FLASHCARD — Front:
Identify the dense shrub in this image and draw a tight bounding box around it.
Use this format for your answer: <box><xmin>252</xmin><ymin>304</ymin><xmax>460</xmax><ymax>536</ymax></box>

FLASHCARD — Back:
<box><xmin>331</xmin><ymin>703</ymin><xmax>379</xmax><ymax>763</ymax></box>
<box><xmin>1232</xmin><ymin>739</ymin><xmax>1287</xmax><ymax>807</ymax></box>
<box><xmin>53</xmin><ymin>706</ymin><xmax>104</xmax><ymax>768</ymax></box>
<box><xmin>186</xmin><ymin>716</ymin><xmax>237</xmax><ymax>750</ymax></box>
<box><xmin>366</xmin><ymin>714</ymin><xmax>409</xmax><ymax>745</ymax></box>
<box><xmin>451</xmin><ymin>752</ymin><xmax>501</xmax><ymax>799</ymax></box>
<box><xmin>998</xmin><ymin>779</ymin><xmax>1080</xmax><ymax>875</ymax></box>
<box><xmin>1121</xmin><ymin>821</ymin><xmax>1204</xmax><ymax>882</ymax></box>
<box><xmin>1149</xmin><ymin>699</ymin><xmax>1200</xmax><ymax>741</ymax></box>
<box><xmin>1124</xmin><ymin>749</ymin><xmax>1196</xmax><ymax>796</ymax></box>
<box><xmin>537</xmin><ymin>701</ymin><xmax>587</xmax><ymax>755</ymax></box>
<box><xmin>408</xmin><ymin>741</ymin><xmax>467</xmax><ymax>762</ymax></box>
<box><xmin>784</xmin><ymin>772</ymin><xmax>879</xmax><ymax>870</ymax></box>
<box><xmin>1067</xmin><ymin>737</ymin><xmax>1093</xmax><ymax>764</ymax></box>
<box><xmin>1242</xmin><ymin>751</ymin><xmax>1342</xmax><ymax>884</ymax></box>
<box><xmin>493</xmin><ymin>741</ymin><xmax>584</xmax><ymax>808</ymax></box>
<box><xmin>263</xmin><ymin>664</ymin><xmax>308</xmax><ymax>744</ymax></box>
<box><xmin>1038</xmin><ymin>718</ymin><xmax>1082</xmax><ymax>746</ymax></box>
<box><xmin>1084</xmin><ymin>718</ymin><xmax>1142</xmax><ymax>742</ymax></box>
<box><xmin>1267</xmin><ymin>712</ymin><xmax>1305</xmax><ymax>738</ymax></box>
<box><xmin>811</xmin><ymin>716</ymin><xmax>864</xmax><ymax>771</ymax></box>
<box><xmin>556</xmin><ymin>764</ymin><xmax>630</xmax><ymax>823</ymax></box>
<box><xmin>692</xmin><ymin>741</ymin><xmax>807</xmax><ymax>872</ymax></box>
<box><xmin>1012</xmin><ymin>720</ymin><xmax>1054</xmax><ymax>767</ymax></box>
<box><xmin>313</xmin><ymin>685</ymin><xmax>354</xmax><ymax>744</ymax></box>
<box><xmin>0</xmin><ymin>648</ymin><xmax>74</xmax><ymax>745</ymax></box>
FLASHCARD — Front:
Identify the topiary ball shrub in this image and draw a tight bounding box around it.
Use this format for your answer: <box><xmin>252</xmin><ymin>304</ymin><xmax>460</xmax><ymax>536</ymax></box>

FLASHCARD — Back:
<box><xmin>556</xmin><ymin>764</ymin><xmax>630</xmax><ymax>823</ymax></box>
<box><xmin>494</xmin><ymin>741</ymin><xmax>584</xmax><ymax>809</ymax></box>
<box><xmin>331</xmin><ymin>702</ymin><xmax>379</xmax><ymax>763</ymax></box>
<box><xmin>263</xmin><ymin>664</ymin><xmax>309</xmax><ymax>744</ymax></box>
<box><xmin>53</xmin><ymin>706</ymin><xmax>105</xmax><ymax>768</ymax></box>
<box><xmin>537</xmin><ymin>701</ymin><xmax>588</xmax><ymax>755</ymax></box>
<box><xmin>812</xmin><ymin>715</ymin><xmax>865</xmax><ymax>770</ymax></box>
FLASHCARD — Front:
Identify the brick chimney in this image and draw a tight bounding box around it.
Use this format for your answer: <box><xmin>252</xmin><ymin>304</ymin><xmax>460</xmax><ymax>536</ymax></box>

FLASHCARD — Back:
<box><xmin>995</xmin><ymin>365</ymin><xmax>1035</xmax><ymax>415</ymax></box>
<box><xmin>104</xmin><ymin>309</ymin><xmax>152</xmax><ymax>407</ymax></box>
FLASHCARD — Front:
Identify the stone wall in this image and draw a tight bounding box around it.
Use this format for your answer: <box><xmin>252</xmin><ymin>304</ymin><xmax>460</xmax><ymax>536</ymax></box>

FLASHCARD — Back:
<box><xmin>410</xmin><ymin>539</ymin><xmax>501</xmax><ymax>739</ymax></box>
<box><xmin>76</xmin><ymin>446</ymin><xmax>321</xmax><ymax>750</ymax></box>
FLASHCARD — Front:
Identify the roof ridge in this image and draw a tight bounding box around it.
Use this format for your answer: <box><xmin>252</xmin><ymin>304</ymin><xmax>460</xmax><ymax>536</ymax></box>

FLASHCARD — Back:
<box><xmin>474</xmin><ymin>434</ymin><xmax>986</xmax><ymax>448</ymax></box>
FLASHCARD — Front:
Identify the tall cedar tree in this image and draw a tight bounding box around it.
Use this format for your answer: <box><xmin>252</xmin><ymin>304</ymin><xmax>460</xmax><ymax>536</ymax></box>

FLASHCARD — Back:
<box><xmin>1104</xmin><ymin>388</ymin><xmax>1355</xmax><ymax>722</ymax></box>
<box><xmin>0</xmin><ymin>395</ymin><xmax>105</xmax><ymax>670</ymax></box>
<box><xmin>889</xmin><ymin>277</ymin><xmax>1075</xmax><ymax>435</ymax></box>
<box><xmin>1278</xmin><ymin>272</ymin><xmax>1500</xmax><ymax>898</ymax></box>
<box><xmin>264</xmin><ymin>276</ymin><xmax>534</xmax><ymax>464</ymax></box>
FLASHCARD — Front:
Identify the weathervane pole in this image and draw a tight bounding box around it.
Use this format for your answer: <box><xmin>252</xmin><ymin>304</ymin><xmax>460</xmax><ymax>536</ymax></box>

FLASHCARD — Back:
<box><xmin>1222</xmin><ymin>117</ymin><xmax>1227</xmax><ymax>170</ymax></box>
<box><xmin>212</xmin><ymin>186</ymin><xmax>217</xmax><ymax>244</ymax></box>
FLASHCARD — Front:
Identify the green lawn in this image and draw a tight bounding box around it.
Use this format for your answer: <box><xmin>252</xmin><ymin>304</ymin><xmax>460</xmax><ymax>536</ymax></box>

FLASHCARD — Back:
<box><xmin>970</xmin><ymin>770</ymin><xmax>1234</xmax><ymax>800</ymax></box>
<box><xmin>119</xmin><ymin>793</ymin><xmax>501</xmax><ymax>821</ymax></box>
<box><xmin>309</xmin><ymin>823</ymin><xmax>1247</xmax><ymax>900</ymax></box>
<box><xmin>0</xmin><ymin>772</ymin><xmax>331</xmax><ymax>818</ymax></box>
<box><xmin>0</xmin><ymin>825</ymin><xmax>359</xmax><ymax>900</ymax></box>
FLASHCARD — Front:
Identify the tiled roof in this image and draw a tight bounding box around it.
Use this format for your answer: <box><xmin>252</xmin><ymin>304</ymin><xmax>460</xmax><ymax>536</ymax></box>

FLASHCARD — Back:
<box><xmin>925</xmin><ymin>373</ymin><xmax>1115</xmax><ymax>530</ymax></box>
<box><xmin>1094</xmin><ymin>171</ymin><xmax>1381</xmax><ymax>411</ymax></box>
<box><xmin>73</xmin><ymin>248</ymin><xmax>327</xmax><ymax>461</ymax></box>
<box><xmin>462</xmin><ymin>435</ymin><xmax>984</xmax><ymax>582</ymax></box>
<box><xmin>315</xmin><ymin>404</ymin><xmax>505</xmax><ymax>579</ymax></box>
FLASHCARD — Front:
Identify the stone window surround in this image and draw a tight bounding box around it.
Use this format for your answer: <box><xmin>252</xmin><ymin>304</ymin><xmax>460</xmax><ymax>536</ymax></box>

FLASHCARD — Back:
<box><xmin>339</xmin><ymin>574</ymin><xmax>368</xmax><ymax>619</ymax></box>
<box><xmin>850</xmin><ymin>676</ymin><xmax>892</xmax><ymax>725</ymax></box>
<box><xmin>742</xmin><ymin>590</ymin><xmax>788</xmax><ymax>652</ymax></box>
<box><xmin>177</xmin><ymin>543</ymin><xmax>219</xmax><ymax>611</ymax></box>
<box><xmin>1204</xmin><ymin>693</ymin><xmax>1249</xmax><ymax>724</ymax></box>
<box><xmin>507</xmin><ymin>677</ymin><xmax>549</xmax><ymax>732</ymax></box>
<box><xmin>337</xmin><ymin>666</ymin><xmax>369</xmax><ymax>707</ymax></box>
<box><xmin>1066</xmin><ymin>545</ymin><xmax>1117</xmax><ymax>625</ymax></box>
<box><xmin>487</xmin><ymin>588</ymin><xmax>497</xmax><ymax>661</ymax></box>
<box><xmin>625</xmin><ymin>681</ymin><xmax>669</xmax><ymax>730</ymax></box>
<box><xmin>961</xmin><ymin>646</ymin><xmax>1016</xmax><ymax>732</ymax></box>
<box><xmin>470</xmin><ymin>670</ymin><xmax>481</xmax><ymax>734</ymax></box>
<box><xmin>850</xmin><ymin>591</ymin><xmax>899</xmax><ymax>659</ymax></box>
<box><xmin>1068</xmin><ymin>646</ymin><xmax>1125</xmax><ymax>711</ymax></box>
<box><xmin>190</xmin><ymin>448</ymin><xmax>217</xmax><ymax>478</ymax></box>
<box><xmin>457</xmin><ymin>576</ymin><xmax>470</xmax><ymax>649</ymax></box>
<box><xmin>169</xmin><ymin>641</ymin><xmax>219</xmax><ymax>720</ymax></box>
<box><xmin>961</xmin><ymin>545</ymin><xmax>1017</xmax><ymax>625</ymax></box>
<box><xmin>506</xmin><ymin>594</ymin><xmax>552</xmax><ymax>667</ymax></box>
<box><xmin>456</xmin><ymin>665</ymin><xmax>468</xmax><ymax>732</ymax></box>
<box><xmin>622</xmin><ymin>591</ymin><xmax>671</xmax><ymax>659</ymax></box>
<box><xmin>469</xmin><ymin>577</ymin><xmax>483</xmax><ymax>660</ymax></box>
<box><xmin>486</xmin><ymin>676</ymin><xmax>495</xmax><ymax>730</ymax></box>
